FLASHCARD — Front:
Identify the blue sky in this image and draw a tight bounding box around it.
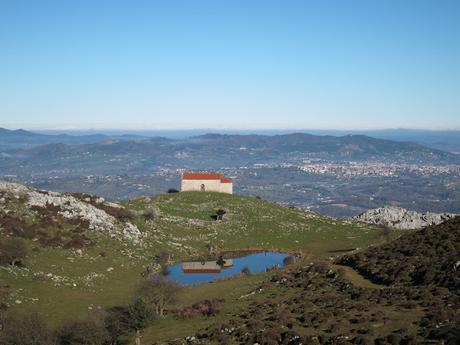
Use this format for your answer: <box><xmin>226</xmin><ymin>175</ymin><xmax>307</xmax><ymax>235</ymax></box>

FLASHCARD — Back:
<box><xmin>0</xmin><ymin>0</ymin><xmax>459</xmax><ymax>130</ymax></box>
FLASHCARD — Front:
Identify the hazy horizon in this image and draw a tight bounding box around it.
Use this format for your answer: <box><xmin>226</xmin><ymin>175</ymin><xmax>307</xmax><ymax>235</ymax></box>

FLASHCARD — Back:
<box><xmin>2</xmin><ymin>125</ymin><xmax>460</xmax><ymax>133</ymax></box>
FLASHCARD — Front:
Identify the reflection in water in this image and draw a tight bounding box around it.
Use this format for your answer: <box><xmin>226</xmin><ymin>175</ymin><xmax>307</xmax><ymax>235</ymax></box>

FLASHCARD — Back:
<box><xmin>165</xmin><ymin>252</ymin><xmax>289</xmax><ymax>286</ymax></box>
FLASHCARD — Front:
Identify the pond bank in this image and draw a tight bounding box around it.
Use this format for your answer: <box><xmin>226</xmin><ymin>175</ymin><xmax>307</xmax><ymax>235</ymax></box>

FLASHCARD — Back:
<box><xmin>215</xmin><ymin>246</ymin><xmax>303</xmax><ymax>257</ymax></box>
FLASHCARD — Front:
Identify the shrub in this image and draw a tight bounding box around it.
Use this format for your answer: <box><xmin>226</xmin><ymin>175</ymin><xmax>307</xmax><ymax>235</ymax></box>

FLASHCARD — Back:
<box><xmin>63</xmin><ymin>233</ymin><xmax>93</xmax><ymax>249</ymax></box>
<box><xmin>127</xmin><ymin>298</ymin><xmax>152</xmax><ymax>331</ymax></box>
<box><xmin>0</xmin><ymin>313</ymin><xmax>53</xmax><ymax>345</ymax></box>
<box><xmin>167</xmin><ymin>188</ymin><xmax>179</xmax><ymax>193</ymax></box>
<box><xmin>113</xmin><ymin>208</ymin><xmax>135</xmax><ymax>222</ymax></box>
<box><xmin>0</xmin><ymin>237</ymin><xmax>28</xmax><ymax>266</ymax></box>
<box><xmin>175</xmin><ymin>299</ymin><xmax>223</xmax><ymax>319</ymax></box>
<box><xmin>143</xmin><ymin>210</ymin><xmax>155</xmax><ymax>221</ymax></box>
<box><xmin>241</xmin><ymin>266</ymin><xmax>251</xmax><ymax>275</ymax></box>
<box><xmin>216</xmin><ymin>256</ymin><xmax>226</xmax><ymax>266</ymax></box>
<box><xmin>191</xmin><ymin>299</ymin><xmax>222</xmax><ymax>316</ymax></box>
<box><xmin>215</xmin><ymin>209</ymin><xmax>226</xmax><ymax>220</ymax></box>
<box><xmin>56</xmin><ymin>318</ymin><xmax>109</xmax><ymax>345</ymax></box>
<box><xmin>311</xmin><ymin>261</ymin><xmax>328</xmax><ymax>273</ymax></box>
<box><xmin>68</xmin><ymin>217</ymin><xmax>90</xmax><ymax>229</ymax></box>
<box><xmin>39</xmin><ymin>231</ymin><xmax>65</xmax><ymax>248</ymax></box>
<box><xmin>283</xmin><ymin>255</ymin><xmax>295</xmax><ymax>266</ymax></box>
<box><xmin>256</xmin><ymin>327</ymin><xmax>282</xmax><ymax>345</ymax></box>
<box><xmin>105</xmin><ymin>306</ymin><xmax>132</xmax><ymax>343</ymax></box>
<box><xmin>0</xmin><ymin>214</ymin><xmax>36</xmax><ymax>239</ymax></box>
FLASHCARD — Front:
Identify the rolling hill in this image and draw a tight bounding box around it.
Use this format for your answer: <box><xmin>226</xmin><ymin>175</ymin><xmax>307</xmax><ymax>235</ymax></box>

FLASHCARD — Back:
<box><xmin>162</xmin><ymin>217</ymin><xmax>460</xmax><ymax>345</ymax></box>
<box><xmin>1</xmin><ymin>182</ymin><xmax>458</xmax><ymax>344</ymax></box>
<box><xmin>0</xmin><ymin>182</ymin><xmax>393</xmax><ymax>341</ymax></box>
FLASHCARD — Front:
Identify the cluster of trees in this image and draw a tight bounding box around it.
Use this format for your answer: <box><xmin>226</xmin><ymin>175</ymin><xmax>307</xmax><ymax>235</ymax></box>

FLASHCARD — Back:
<box><xmin>0</xmin><ymin>312</ymin><xmax>123</xmax><ymax>345</ymax></box>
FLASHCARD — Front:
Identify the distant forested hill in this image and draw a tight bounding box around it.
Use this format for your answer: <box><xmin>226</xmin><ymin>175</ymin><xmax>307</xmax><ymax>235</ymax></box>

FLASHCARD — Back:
<box><xmin>1</xmin><ymin>130</ymin><xmax>458</xmax><ymax>169</ymax></box>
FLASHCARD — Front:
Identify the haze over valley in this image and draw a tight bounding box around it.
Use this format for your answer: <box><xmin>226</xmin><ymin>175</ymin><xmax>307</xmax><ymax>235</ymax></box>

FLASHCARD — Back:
<box><xmin>1</xmin><ymin>128</ymin><xmax>459</xmax><ymax>217</ymax></box>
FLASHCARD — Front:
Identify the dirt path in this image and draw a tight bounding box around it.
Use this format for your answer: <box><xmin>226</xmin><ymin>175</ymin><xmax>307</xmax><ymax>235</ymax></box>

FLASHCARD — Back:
<box><xmin>333</xmin><ymin>265</ymin><xmax>385</xmax><ymax>289</ymax></box>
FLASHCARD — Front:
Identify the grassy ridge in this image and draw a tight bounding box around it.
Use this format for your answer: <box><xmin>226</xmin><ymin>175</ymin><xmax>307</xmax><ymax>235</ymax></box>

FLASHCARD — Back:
<box><xmin>127</xmin><ymin>191</ymin><xmax>393</xmax><ymax>259</ymax></box>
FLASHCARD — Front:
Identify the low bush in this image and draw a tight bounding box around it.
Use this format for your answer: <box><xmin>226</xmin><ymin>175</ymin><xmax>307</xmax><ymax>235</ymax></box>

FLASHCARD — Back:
<box><xmin>56</xmin><ymin>318</ymin><xmax>110</xmax><ymax>345</ymax></box>
<box><xmin>175</xmin><ymin>299</ymin><xmax>223</xmax><ymax>319</ymax></box>
<box><xmin>283</xmin><ymin>255</ymin><xmax>295</xmax><ymax>266</ymax></box>
<box><xmin>0</xmin><ymin>237</ymin><xmax>28</xmax><ymax>266</ymax></box>
<box><xmin>241</xmin><ymin>266</ymin><xmax>251</xmax><ymax>275</ymax></box>
<box><xmin>143</xmin><ymin>210</ymin><xmax>155</xmax><ymax>221</ymax></box>
<box><xmin>63</xmin><ymin>233</ymin><xmax>93</xmax><ymax>249</ymax></box>
<box><xmin>0</xmin><ymin>313</ymin><xmax>54</xmax><ymax>345</ymax></box>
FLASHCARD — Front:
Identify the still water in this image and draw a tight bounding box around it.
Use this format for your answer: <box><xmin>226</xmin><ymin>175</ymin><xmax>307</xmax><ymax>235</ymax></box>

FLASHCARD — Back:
<box><xmin>166</xmin><ymin>252</ymin><xmax>289</xmax><ymax>286</ymax></box>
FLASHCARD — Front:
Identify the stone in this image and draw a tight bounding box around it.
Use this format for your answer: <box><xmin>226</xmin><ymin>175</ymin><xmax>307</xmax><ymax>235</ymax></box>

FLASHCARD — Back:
<box><xmin>353</xmin><ymin>206</ymin><xmax>456</xmax><ymax>229</ymax></box>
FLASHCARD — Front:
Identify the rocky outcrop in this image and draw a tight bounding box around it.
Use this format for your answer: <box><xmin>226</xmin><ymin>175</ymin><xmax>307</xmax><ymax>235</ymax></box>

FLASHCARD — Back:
<box><xmin>0</xmin><ymin>181</ymin><xmax>142</xmax><ymax>242</ymax></box>
<box><xmin>353</xmin><ymin>205</ymin><xmax>456</xmax><ymax>229</ymax></box>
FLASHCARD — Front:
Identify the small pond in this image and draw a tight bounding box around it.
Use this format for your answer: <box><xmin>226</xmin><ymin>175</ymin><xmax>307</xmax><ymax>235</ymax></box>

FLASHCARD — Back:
<box><xmin>165</xmin><ymin>252</ymin><xmax>290</xmax><ymax>286</ymax></box>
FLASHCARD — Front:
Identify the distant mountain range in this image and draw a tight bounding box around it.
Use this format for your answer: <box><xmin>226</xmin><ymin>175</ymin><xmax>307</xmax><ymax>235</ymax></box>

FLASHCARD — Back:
<box><xmin>1</xmin><ymin>128</ymin><xmax>459</xmax><ymax>217</ymax></box>
<box><xmin>1</xmin><ymin>128</ymin><xmax>458</xmax><ymax>168</ymax></box>
<box><xmin>3</xmin><ymin>127</ymin><xmax>460</xmax><ymax>153</ymax></box>
<box><xmin>5</xmin><ymin>127</ymin><xmax>460</xmax><ymax>152</ymax></box>
<box><xmin>0</xmin><ymin>127</ymin><xmax>147</xmax><ymax>150</ymax></box>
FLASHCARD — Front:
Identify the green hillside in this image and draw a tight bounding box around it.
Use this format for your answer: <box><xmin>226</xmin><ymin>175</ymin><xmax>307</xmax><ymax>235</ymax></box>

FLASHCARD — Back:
<box><xmin>0</xmin><ymin>187</ymin><xmax>401</xmax><ymax>342</ymax></box>
<box><xmin>126</xmin><ymin>191</ymin><xmax>392</xmax><ymax>259</ymax></box>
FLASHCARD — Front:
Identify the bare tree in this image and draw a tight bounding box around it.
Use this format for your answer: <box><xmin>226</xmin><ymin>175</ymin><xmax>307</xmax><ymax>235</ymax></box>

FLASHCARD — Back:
<box><xmin>137</xmin><ymin>276</ymin><xmax>179</xmax><ymax>318</ymax></box>
<box><xmin>155</xmin><ymin>251</ymin><xmax>170</xmax><ymax>266</ymax></box>
<box><xmin>155</xmin><ymin>251</ymin><xmax>170</xmax><ymax>276</ymax></box>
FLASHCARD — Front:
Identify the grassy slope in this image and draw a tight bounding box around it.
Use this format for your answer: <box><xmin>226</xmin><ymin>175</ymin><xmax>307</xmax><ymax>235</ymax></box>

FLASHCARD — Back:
<box><xmin>126</xmin><ymin>191</ymin><xmax>395</xmax><ymax>259</ymax></box>
<box><xmin>1</xmin><ymin>191</ymin><xmax>401</xmax><ymax>336</ymax></box>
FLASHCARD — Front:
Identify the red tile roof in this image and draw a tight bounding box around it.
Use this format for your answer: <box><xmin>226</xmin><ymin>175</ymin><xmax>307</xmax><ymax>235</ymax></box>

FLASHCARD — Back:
<box><xmin>182</xmin><ymin>172</ymin><xmax>233</xmax><ymax>183</ymax></box>
<box><xmin>182</xmin><ymin>172</ymin><xmax>222</xmax><ymax>180</ymax></box>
